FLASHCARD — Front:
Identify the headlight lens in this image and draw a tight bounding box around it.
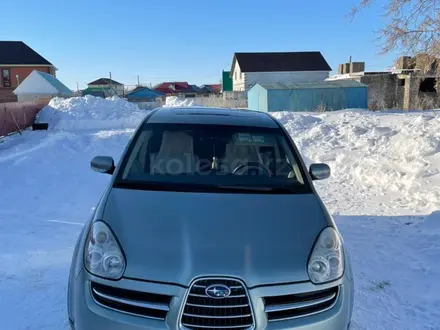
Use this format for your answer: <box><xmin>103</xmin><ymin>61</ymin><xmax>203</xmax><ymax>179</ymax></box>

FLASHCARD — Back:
<box><xmin>84</xmin><ymin>221</ymin><xmax>126</xmax><ymax>280</ymax></box>
<box><xmin>308</xmin><ymin>227</ymin><xmax>344</xmax><ymax>284</ymax></box>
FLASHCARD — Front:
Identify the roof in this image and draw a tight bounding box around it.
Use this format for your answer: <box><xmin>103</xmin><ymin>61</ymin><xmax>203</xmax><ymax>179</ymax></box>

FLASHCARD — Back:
<box><xmin>88</xmin><ymin>78</ymin><xmax>123</xmax><ymax>86</ymax></box>
<box><xmin>13</xmin><ymin>70</ymin><xmax>72</xmax><ymax>95</ymax></box>
<box><xmin>201</xmin><ymin>84</ymin><xmax>222</xmax><ymax>93</ymax></box>
<box><xmin>0</xmin><ymin>41</ymin><xmax>53</xmax><ymax>66</ymax></box>
<box><xmin>126</xmin><ymin>86</ymin><xmax>164</xmax><ymax>99</ymax></box>
<box><xmin>253</xmin><ymin>80</ymin><xmax>368</xmax><ymax>90</ymax></box>
<box><xmin>146</xmin><ymin>107</ymin><xmax>279</xmax><ymax>128</ymax></box>
<box><xmin>37</xmin><ymin>71</ymin><xmax>72</xmax><ymax>94</ymax></box>
<box><xmin>231</xmin><ymin>52</ymin><xmax>331</xmax><ymax>74</ymax></box>
<box><xmin>153</xmin><ymin>82</ymin><xmax>196</xmax><ymax>94</ymax></box>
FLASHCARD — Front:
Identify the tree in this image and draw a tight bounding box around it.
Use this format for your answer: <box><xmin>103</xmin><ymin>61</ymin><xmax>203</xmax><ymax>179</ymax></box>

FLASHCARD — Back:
<box><xmin>350</xmin><ymin>0</ymin><xmax>440</xmax><ymax>74</ymax></box>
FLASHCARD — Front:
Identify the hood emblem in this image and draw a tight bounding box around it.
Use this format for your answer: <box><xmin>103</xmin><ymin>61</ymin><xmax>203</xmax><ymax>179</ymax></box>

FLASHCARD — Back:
<box><xmin>205</xmin><ymin>284</ymin><xmax>231</xmax><ymax>299</ymax></box>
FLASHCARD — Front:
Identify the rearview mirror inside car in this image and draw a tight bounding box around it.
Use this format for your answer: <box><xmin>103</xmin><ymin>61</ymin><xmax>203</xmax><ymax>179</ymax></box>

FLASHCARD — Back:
<box><xmin>91</xmin><ymin>156</ymin><xmax>115</xmax><ymax>175</ymax></box>
<box><xmin>309</xmin><ymin>163</ymin><xmax>330</xmax><ymax>180</ymax></box>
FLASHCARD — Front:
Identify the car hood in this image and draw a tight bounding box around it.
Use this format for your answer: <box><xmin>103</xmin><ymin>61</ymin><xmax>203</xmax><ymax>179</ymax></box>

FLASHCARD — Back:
<box><xmin>102</xmin><ymin>188</ymin><xmax>328</xmax><ymax>287</ymax></box>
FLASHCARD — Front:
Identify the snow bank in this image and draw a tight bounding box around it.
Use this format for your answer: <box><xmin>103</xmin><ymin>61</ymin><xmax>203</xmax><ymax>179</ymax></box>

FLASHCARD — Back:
<box><xmin>274</xmin><ymin>110</ymin><xmax>440</xmax><ymax>214</ymax></box>
<box><xmin>36</xmin><ymin>95</ymin><xmax>147</xmax><ymax>130</ymax></box>
<box><xmin>418</xmin><ymin>210</ymin><xmax>440</xmax><ymax>234</ymax></box>
<box><xmin>165</xmin><ymin>96</ymin><xmax>198</xmax><ymax>107</ymax></box>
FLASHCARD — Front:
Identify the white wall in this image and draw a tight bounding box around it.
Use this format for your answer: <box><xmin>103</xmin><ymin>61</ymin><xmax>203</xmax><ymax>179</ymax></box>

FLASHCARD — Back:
<box><xmin>231</xmin><ymin>57</ymin><xmax>330</xmax><ymax>91</ymax></box>
<box><xmin>243</xmin><ymin>71</ymin><xmax>330</xmax><ymax>91</ymax></box>
<box><xmin>17</xmin><ymin>94</ymin><xmax>57</xmax><ymax>102</ymax></box>
<box><xmin>232</xmin><ymin>61</ymin><xmax>246</xmax><ymax>91</ymax></box>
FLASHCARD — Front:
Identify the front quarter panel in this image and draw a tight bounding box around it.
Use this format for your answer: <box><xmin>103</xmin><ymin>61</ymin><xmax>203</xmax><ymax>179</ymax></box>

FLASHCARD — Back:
<box><xmin>67</xmin><ymin>214</ymin><xmax>92</xmax><ymax>321</ymax></box>
<box><xmin>67</xmin><ymin>182</ymin><xmax>114</xmax><ymax>322</ymax></box>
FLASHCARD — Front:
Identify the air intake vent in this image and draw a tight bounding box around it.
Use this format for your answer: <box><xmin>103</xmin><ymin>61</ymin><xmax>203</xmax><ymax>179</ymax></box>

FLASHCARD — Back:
<box><xmin>91</xmin><ymin>282</ymin><xmax>172</xmax><ymax>320</ymax></box>
<box><xmin>264</xmin><ymin>286</ymin><xmax>339</xmax><ymax>321</ymax></box>
<box><xmin>180</xmin><ymin>278</ymin><xmax>254</xmax><ymax>330</ymax></box>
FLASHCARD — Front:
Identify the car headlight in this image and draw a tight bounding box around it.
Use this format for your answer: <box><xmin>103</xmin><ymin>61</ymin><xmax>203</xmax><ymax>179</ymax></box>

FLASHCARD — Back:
<box><xmin>84</xmin><ymin>221</ymin><xmax>126</xmax><ymax>280</ymax></box>
<box><xmin>308</xmin><ymin>227</ymin><xmax>344</xmax><ymax>284</ymax></box>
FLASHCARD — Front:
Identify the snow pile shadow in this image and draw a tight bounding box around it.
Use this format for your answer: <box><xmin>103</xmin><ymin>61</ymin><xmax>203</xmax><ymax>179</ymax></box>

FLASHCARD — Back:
<box><xmin>36</xmin><ymin>95</ymin><xmax>147</xmax><ymax>131</ymax></box>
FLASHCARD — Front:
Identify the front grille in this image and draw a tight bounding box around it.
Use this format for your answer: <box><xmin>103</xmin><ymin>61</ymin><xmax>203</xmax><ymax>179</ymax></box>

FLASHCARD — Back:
<box><xmin>264</xmin><ymin>286</ymin><xmax>339</xmax><ymax>321</ymax></box>
<box><xmin>180</xmin><ymin>278</ymin><xmax>254</xmax><ymax>330</ymax></box>
<box><xmin>90</xmin><ymin>282</ymin><xmax>172</xmax><ymax>320</ymax></box>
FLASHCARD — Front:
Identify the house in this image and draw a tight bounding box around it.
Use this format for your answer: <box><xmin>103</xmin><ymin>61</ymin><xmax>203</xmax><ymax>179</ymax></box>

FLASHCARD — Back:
<box><xmin>0</xmin><ymin>41</ymin><xmax>56</xmax><ymax>102</ymax></box>
<box><xmin>126</xmin><ymin>86</ymin><xmax>164</xmax><ymax>102</ymax></box>
<box><xmin>328</xmin><ymin>56</ymin><xmax>440</xmax><ymax>110</ymax></box>
<box><xmin>153</xmin><ymin>82</ymin><xmax>199</xmax><ymax>98</ymax></box>
<box><xmin>230</xmin><ymin>52</ymin><xmax>332</xmax><ymax>91</ymax></box>
<box><xmin>201</xmin><ymin>84</ymin><xmax>222</xmax><ymax>94</ymax></box>
<box><xmin>87</xmin><ymin>78</ymin><xmax>124</xmax><ymax>96</ymax></box>
<box><xmin>13</xmin><ymin>70</ymin><xmax>72</xmax><ymax>102</ymax></box>
<box><xmin>248</xmin><ymin>80</ymin><xmax>368</xmax><ymax>112</ymax></box>
<box><xmin>82</xmin><ymin>87</ymin><xmax>117</xmax><ymax>98</ymax></box>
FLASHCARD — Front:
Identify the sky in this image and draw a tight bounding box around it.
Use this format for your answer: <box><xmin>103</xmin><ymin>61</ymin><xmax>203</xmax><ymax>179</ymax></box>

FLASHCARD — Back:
<box><xmin>1</xmin><ymin>0</ymin><xmax>397</xmax><ymax>90</ymax></box>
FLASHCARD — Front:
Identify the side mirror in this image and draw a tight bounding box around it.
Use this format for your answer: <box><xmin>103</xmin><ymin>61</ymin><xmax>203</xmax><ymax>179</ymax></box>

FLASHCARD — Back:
<box><xmin>91</xmin><ymin>156</ymin><xmax>115</xmax><ymax>175</ymax></box>
<box><xmin>309</xmin><ymin>163</ymin><xmax>330</xmax><ymax>180</ymax></box>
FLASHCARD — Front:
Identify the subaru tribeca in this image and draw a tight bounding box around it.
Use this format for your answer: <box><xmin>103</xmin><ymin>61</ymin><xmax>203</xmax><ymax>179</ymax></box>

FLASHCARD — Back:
<box><xmin>67</xmin><ymin>107</ymin><xmax>354</xmax><ymax>330</ymax></box>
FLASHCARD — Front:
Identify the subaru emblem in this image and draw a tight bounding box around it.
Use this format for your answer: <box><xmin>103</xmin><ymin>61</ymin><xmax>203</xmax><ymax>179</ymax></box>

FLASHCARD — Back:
<box><xmin>205</xmin><ymin>284</ymin><xmax>231</xmax><ymax>299</ymax></box>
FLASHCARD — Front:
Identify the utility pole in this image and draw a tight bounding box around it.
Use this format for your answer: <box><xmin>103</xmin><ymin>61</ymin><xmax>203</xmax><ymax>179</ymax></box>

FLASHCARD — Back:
<box><xmin>76</xmin><ymin>82</ymin><xmax>79</xmax><ymax>93</ymax></box>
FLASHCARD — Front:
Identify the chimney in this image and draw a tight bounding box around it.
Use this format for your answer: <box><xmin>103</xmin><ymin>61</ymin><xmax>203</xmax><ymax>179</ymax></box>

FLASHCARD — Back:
<box><xmin>350</xmin><ymin>62</ymin><xmax>365</xmax><ymax>73</ymax></box>
<box><xmin>338</xmin><ymin>64</ymin><xmax>344</xmax><ymax>74</ymax></box>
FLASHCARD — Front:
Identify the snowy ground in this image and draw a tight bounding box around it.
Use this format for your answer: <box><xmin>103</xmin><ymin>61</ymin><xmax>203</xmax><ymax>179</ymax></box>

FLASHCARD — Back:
<box><xmin>0</xmin><ymin>96</ymin><xmax>439</xmax><ymax>330</ymax></box>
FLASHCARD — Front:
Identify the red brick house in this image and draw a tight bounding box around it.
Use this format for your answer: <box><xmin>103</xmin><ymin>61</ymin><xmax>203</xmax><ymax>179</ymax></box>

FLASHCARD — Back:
<box><xmin>0</xmin><ymin>41</ymin><xmax>56</xmax><ymax>102</ymax></box>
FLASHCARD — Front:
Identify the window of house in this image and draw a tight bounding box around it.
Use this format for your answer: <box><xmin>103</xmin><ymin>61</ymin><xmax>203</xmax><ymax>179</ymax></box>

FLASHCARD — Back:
<box><xmin>2</xmin><ymin>69</ymin><xmax>11</xmax><ymax>87</ymax></box>
<box><xmin>398</xmin><ymin>78</ymin><xmax>405</xmax><ymax>87</ymax></box>
<box><xmin>235</xmin><ymin>71</ymin><xmax>238</xmax><ymax>80</ymax></box>
<box><xmin>419</xmin><ymin>78</ymin><xmax>436</xmax><ymax>93</ymax></box>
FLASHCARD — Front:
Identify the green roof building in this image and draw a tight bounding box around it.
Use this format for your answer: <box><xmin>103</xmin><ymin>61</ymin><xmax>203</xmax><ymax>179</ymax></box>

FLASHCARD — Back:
<box><xmin>222</xmin><ymin>70</ymin><xmax>233</xmax><ymax>92</ymax></box>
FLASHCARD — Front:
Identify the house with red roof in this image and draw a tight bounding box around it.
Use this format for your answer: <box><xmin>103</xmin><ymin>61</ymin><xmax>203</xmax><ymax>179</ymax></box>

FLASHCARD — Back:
<box><xmin>201</xmin><ymin>84</ymin><xmax>221</xmax><ymax>94</ymax></box>
<box><xmin>153</xmin><ymin>82</ymin><xmax>198</xmax><ymax>98</ymax></box>
<box><xmin>153</xmin><ymin>82</ymin><xmax>222</xmax><ymax>98</ymax></box>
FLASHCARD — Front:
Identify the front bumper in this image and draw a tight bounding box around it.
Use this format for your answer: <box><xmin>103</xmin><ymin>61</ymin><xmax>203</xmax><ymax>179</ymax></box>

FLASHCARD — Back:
<box><xmin>70</xmin><ymin>270</ymin><xmax>353</xmax><ymax>330</ymax></box>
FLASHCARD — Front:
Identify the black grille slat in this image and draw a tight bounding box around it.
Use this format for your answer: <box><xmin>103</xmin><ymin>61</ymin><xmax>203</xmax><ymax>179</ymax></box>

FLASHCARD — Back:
<box><xmin>91</xmin><ymin>282</ymin><xmax>172</xmax><ymax>320</ymax></box>
<box><xmin>181</xmin><ymin>278</ymin><xmax>254</xmax><ymax>330</ymax></box>
<box><xmin>264</xmin><ymin>286</ymin><xmax>339</xmax><ymax>321</ymax></box>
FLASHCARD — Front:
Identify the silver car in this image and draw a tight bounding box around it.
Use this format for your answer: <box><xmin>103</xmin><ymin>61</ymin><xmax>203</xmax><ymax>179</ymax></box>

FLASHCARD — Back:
<box><xmin>67</xmin><ymin>107</ymin><xmax>354</xmax><ymax>330</ymax></box>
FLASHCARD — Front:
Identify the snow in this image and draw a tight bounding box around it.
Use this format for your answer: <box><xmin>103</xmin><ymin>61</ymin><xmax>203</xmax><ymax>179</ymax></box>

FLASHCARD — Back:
<box><xmin>164</xmin><ymin>96</ymin><xmax>198</xmax><ymax>107</ymax></box>
<box><xmin>36</xmin><ymin>95</ymin><xmax>147</xmax><ymax>130</ymax></box>
<box><xmin>1</xmin><ymin>97</ymin><xmax>440</xmax><ymax>329</ymax></box>
<box><xmin>326</xmin><ymin>73</ymin><xmax>360</xmax><ymax>81</ymax></box>
<box><xmin>273</xmin><ymin>110</ymin><xmax>440</xmax><ymax>215</ymax></box>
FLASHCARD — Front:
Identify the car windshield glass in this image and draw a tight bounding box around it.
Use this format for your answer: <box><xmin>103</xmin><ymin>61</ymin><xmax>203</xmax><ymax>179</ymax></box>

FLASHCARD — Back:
<box><xmin>116</xmin><ymin>123</ymin><xmax>306</xmax><ymax>191</ymax></box>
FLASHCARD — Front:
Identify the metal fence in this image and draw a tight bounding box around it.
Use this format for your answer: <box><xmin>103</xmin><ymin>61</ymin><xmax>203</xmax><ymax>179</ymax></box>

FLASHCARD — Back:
<box><xmin>0</xmin><ymin>101</ymin><xmax>48</xmax><ymax>137</ymax></box>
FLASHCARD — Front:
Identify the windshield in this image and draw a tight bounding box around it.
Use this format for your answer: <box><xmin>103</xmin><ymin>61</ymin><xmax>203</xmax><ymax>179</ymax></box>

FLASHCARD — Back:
<box><xmin>115</xmin><ymin>123</ymin><xmax>308</xmax><ymax>192</ymax></box>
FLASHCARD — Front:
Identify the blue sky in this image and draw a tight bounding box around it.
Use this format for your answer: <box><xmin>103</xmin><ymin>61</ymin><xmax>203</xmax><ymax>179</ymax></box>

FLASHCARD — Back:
<box><xmin>2</xmin><ymin>0</ymin><xmax>395</xmax><ymax>90</ymax></box>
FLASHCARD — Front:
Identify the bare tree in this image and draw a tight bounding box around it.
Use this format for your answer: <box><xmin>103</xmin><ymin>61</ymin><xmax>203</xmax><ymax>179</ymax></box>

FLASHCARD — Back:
<box><xmin>350</xmin><ymin>0</ymin><xmax>440</xmax><ymax>74</ymax></box>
